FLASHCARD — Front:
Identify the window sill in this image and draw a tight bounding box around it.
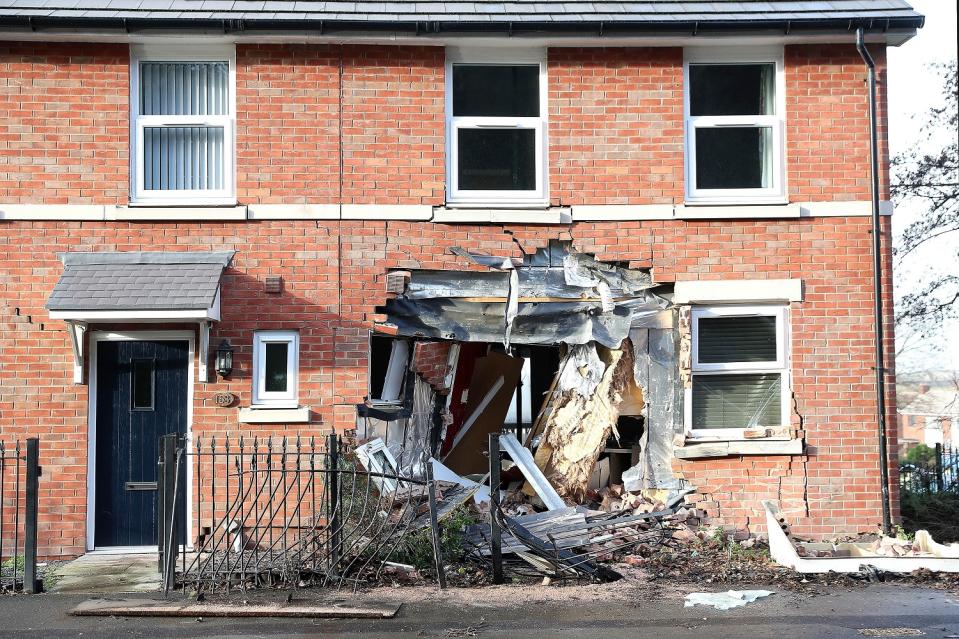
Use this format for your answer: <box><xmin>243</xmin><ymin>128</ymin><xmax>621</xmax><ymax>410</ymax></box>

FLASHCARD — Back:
<box><xmin>238</xmin><ymin>406</ymin><xmax>310</xmax><ymax>424</ymax></box>
<box><xmin>674</xmin><ymin>438</ymin><xmax>804</xmax><ymax>460</ymax></box>
<box><xmin>432</xmin><ymin>206</ymin><xmax>569</xmax><ymax>224</ymax></box>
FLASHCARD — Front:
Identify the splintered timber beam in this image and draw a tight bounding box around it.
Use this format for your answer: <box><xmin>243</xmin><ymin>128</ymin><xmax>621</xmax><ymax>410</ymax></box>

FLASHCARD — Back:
<box><xmin>532</xmin><ymin>342</ymin><xmax>635</xmax><ymax>502</ymax></box>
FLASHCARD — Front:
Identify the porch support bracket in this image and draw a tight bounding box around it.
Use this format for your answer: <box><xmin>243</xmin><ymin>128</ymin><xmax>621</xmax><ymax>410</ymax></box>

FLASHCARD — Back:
<box><xmin>67</xmin><ymin>320</ymin><xmax>87</xmax><ymax>384</ymax></box>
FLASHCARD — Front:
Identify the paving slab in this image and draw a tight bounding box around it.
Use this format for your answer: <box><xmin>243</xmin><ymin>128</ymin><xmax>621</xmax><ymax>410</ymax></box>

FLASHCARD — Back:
<box><xmin>71</xmin><ymin>597</ymin><xmax>402</xmax><ymax>619</ymax></box>
<box><xmin>50</xmin><ymin>553</ymin><xmax>162</xmax><ymax>594</ymax></box>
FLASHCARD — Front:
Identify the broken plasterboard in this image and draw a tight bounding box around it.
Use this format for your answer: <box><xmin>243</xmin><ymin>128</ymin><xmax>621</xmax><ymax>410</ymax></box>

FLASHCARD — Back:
<box><xmin>763</xmin><ymin>500</ymin><xmax>959</xmax><ymax>573</ymax></box>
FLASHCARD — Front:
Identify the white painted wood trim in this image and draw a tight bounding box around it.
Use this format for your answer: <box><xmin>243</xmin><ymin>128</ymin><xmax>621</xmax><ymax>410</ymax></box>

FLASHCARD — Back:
<box><xmin>49</xmin><ymin>309</ymin><xmax>219</xmax><ymax>321</ymax></box>
<box><xmin>673</xmin><ymin>278</ymin><xmax>804</xmax><ymax>304</ymax></box>
<box><xmin>237</xmin><ymin>406</ymin><xmax>311</xmax><ymax>424</ymax></box>
<box><xmin>87</xmin><ymin>329</ymin><xmax>195</xmax><ymax>551</ymax></box>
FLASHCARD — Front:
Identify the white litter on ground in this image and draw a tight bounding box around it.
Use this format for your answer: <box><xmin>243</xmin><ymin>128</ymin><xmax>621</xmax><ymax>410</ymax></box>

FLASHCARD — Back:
<box><xmin>683</xmin><ymin>590</ymin><xmax>775</xmax><ymax>611</ymax></box>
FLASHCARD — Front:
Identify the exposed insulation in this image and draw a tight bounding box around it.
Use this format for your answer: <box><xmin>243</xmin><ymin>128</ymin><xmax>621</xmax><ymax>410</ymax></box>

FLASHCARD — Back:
<box><xmin>532</xmin><ymin>342</ymin><xmax>635</xmax><ymax>502</ymax></box>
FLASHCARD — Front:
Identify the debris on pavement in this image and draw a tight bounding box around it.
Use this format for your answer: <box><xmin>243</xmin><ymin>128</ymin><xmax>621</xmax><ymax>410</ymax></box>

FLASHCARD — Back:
<box><xmin>683</xmin><ymin>589</ymin><xmax>774</xmax><ymax>611</ymax></box>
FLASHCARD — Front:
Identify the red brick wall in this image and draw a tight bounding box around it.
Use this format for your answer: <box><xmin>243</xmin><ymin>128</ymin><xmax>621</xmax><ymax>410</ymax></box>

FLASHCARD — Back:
<box><xmin>236</xmin><ymin>44</ymin><xmax>340</xmax><ymax>203</ymax></box>
<box><xmin>0</xmin><ymin>43</ymin><xmax>128</xmax><ymax>204</ymax></box>
<box><xmin>548</xmin><ymin>47</ymin><xmax>685</xmax><ymax>205</ymax></box>
<box><xmin>0</xmin><ymin>41</ymin><xmax>899</xmax><ymax>556</ymax></box>
<box><xmin>786</xmin><ymin>44</ymin><xmax>891</xmax><ymax>201</ymax></box>
<box><xmin>0</xmin><ymin>43</ymin><xmax>886</xmax><ymax>207</ymax></box>
<box><xmin>412</xmin><ymin>341</ymin><xmax>453</xmax><ymax>392</ymax></box>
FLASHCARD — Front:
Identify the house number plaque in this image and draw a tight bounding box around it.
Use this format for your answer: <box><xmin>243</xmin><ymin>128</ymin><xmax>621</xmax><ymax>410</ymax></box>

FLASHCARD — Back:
<box><xmin>214</xmin><ymin>392</ymin><xmax>236</xmax><ymax>407</ymax></box>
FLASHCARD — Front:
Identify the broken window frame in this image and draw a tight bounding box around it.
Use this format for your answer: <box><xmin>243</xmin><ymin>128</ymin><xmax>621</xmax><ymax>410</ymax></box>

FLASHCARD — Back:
<box><xmin>367</xmin><ymin>334</ymin><xmax>413</xmax><ymax>405</ymax></box>
<box><xmin>686</xmin><ymin>304</ymin><xmax>791</xmax><ymax>440</ymax></box>
<box><xmin>445</xmin><ymin>47</ymin><xmax>549</xmax><ymax>207</ymax></box>
<box><xmin>683</xmin><ymin>46</ymin><xmax>786</xmax><ymax>205</ymax></box>
<box><xmin>251</xmin><ymin>330</ymin><xmax>299</xmax><ymax>408</ymax></box>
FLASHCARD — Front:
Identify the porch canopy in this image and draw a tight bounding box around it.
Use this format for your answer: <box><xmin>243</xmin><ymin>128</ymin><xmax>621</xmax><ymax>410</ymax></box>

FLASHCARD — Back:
<box><xmin>46</xmin><ymin>251</ymin><xmax>234</xmax><ymax>383</ymax></box>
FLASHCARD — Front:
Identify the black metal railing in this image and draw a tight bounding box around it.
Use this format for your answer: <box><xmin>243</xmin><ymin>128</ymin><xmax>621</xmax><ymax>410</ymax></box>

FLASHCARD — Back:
<box><xmin>158</xmin><ymin>432</ymin><xmax>448</xmax><ymax>596</ymax></box>
<box><xmin>0</xmin><ymin>437</ymin><xmax>40</xmax><ymax>594</ymax></box>
<box><xmin>900</xmin><ymin>442</ymin><xmax>959</xmax><ymax>495</ymax></box>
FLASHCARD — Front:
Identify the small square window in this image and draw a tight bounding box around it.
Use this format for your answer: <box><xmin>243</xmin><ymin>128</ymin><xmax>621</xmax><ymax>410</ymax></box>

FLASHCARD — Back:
<box><xmin>446</xmin><ymin>52</ymin><xmax>547</xmax><ymax>205</ymax></box>
<box><xmin>252</xmin><ymin>331</ymin><xmax>298</xmax><ymax>407</ymax></box>
<box><xmin>687</xmin><ymin>306</ymin><xmax>789</xmax><ymax>439</ymax></box>
<box><xmin>685</xmin><ymin>51</ymin><xmax>785</xmax><ymax>204</ymax></box>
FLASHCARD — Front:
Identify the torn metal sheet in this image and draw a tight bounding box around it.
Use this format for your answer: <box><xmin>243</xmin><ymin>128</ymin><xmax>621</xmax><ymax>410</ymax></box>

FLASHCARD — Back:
<box><xmin>625</xmin><ymin>327</ymin><xmax>683</xmax><ymax>492</ymax></box>
<box><xmin>557</xmin><ymin>343</ymin><xmax>606</xmax><ymax>398</ymax></box>
<box><xmin>380</xmin><ymin>294</ymin><xmax>666</xmax><ymax>348</ymax></box>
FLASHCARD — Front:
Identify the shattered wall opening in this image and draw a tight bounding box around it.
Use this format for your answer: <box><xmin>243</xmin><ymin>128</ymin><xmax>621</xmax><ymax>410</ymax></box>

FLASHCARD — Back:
<box><xmin>360</xmin><ymin>240</ymin><xmax>687</xmax><ymax>504</ymax></box>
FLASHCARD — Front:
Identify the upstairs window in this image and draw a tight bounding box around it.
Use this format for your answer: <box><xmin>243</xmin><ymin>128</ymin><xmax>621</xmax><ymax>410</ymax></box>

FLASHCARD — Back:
<box><xmin>252</xmin><ymin>331</ymin><xmax>299</xmax><ymax>407</ymax></box>
<box><xmin>130</xmin><ymin>45</ymin><xmax>235</xmax><ymax>205</ymax></box>
<box><xmin>687</xmin><ymin>306</ymin><xmax>790</xmax><ymax>439</ymax></box>
<box><xmin>684</xmin><ymin>49</ymin><xmax>785</xmax><ymax>204</ymax></box>
<box><xmin>446</xmin><ymin>50</ymin><xmax>547</xmax><ymax>205</ymax></box>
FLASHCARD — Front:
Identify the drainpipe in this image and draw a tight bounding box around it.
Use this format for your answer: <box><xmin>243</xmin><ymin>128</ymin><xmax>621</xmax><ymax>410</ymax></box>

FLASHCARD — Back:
<box><xmin>856</xmin><ymin>27</ymin><xmax>892</xmax><ymax>536</ymax></box>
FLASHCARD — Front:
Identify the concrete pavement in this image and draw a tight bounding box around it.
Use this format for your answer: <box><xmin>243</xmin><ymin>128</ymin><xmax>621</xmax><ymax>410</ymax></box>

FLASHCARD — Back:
<box><xmin>0</xmin><ymin>583</ymin><xmax>958</xmax><ymax>638</ymax></box>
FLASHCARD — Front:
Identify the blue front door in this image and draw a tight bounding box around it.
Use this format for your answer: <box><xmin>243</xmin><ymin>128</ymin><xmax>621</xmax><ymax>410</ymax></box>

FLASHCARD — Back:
<box><xmin>94</xmin><ymin>339</ymin><xmax>188</xmax><ymax>547</ymax></box>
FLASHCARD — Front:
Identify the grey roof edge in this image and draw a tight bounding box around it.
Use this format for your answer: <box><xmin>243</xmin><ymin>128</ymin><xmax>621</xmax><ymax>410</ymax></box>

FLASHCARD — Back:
<box><xmin>59</xmin><ymin>250</ymin><xmax>235</xmax><ymax>267</ymax></box>
<box><xmin>0</xmin><ymin>13</ymin><xmax>925</xmax><ymax>37</ymax></box>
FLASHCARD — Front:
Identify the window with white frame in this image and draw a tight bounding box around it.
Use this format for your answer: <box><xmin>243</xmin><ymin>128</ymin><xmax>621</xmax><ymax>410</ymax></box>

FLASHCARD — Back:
<box><xmin>252</xmin><ymin>331</ymin><xmax>299</xmax><ymax>407</ymax></box>
<box><xmin>446</xmin><ymin>50</ymin><xmax>547</xmax><ymax>205</ymax></box>
<box><xmin>684</xmin><ymin>48</ymin><xmax>785</xmax><ymax>204</ymax></box>
<box><xmin>130</xmin><ymin>45</ymin><xmax>235</xmax><ymax>205</ymax></box>
<box><xmin>687</xmin><ymin>306</ymin><xmax>790</xmax><ymax>439</ymax></box>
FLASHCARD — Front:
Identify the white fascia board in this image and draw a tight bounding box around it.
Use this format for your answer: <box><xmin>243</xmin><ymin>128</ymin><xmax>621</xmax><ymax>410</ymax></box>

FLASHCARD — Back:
<box><xmin>342</xmin><ymin>204</ymin><xmax>434</xmax><ymax>220</ymax></box>
<box><xmin>48</xmin><ymin>309</ymin><xmax>217</xmax><ymax>321</ymax></box>
<box><xmin>673</xmin><ymin>278</ymin><xmax>804</xmax><ymax>304</ymax></box>
<box><xmin>247</xmin><ymin>204</ymin><xmax>339</xmax><ymax>220</ymax></box>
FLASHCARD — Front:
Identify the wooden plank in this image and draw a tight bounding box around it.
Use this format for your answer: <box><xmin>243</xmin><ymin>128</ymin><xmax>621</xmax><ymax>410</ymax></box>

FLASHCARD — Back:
<box><xmin>72</xmin><ymin>599</ymin><xmax>401</xmax><ymax>619</ymax></box>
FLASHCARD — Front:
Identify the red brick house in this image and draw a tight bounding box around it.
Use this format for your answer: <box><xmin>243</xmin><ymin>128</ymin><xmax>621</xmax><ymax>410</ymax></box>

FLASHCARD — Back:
<box><xmin>0</xmin><ymin>1</ymin><xmax>922</xmax><ymax>559</ymax></box>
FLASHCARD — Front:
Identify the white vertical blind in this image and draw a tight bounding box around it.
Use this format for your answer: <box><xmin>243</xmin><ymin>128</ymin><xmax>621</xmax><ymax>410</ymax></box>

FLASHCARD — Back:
<box><xmin>137</xmin><ymin>61</ymin><xmax>230</xmax><ymax>193</ymax></box>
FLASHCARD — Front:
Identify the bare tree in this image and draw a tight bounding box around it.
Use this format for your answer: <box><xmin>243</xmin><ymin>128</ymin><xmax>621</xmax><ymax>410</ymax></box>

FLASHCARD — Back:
<box><xmin>893</xmin><ymin>61</ymin><xmax>959</xmax><ymax>335</ymax></box>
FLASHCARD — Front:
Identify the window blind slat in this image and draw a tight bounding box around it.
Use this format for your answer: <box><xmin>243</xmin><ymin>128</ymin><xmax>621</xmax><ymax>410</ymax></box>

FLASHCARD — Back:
<box><xmin>137</xmin><ymin>60</ymin><xmax>229</xmax><ymax>193</ymax></box>
<box><xmin>692</xmin><ymin>373</ymin><xmax>782</xmax><ymax>429</ymax></box>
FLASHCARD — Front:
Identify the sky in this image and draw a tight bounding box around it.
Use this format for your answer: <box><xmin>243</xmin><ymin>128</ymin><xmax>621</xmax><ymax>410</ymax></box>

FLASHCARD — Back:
<box><xmin>886</xmin><ymin>0</ymin><xmax>959</xmax><ymax>375</ymax></box>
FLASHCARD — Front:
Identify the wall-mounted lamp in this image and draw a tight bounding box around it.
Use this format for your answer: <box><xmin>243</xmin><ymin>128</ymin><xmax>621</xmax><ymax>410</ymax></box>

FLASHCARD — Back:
<box><xmin>215</xmin><ymin>339</ymin><xmax>234</xmax><ymax>378</ymax></box>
